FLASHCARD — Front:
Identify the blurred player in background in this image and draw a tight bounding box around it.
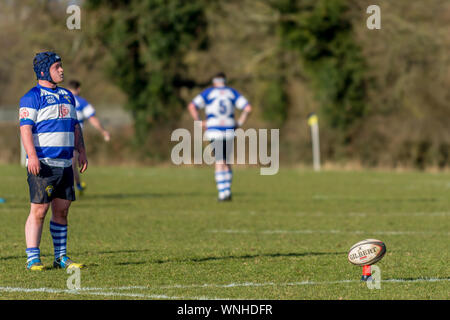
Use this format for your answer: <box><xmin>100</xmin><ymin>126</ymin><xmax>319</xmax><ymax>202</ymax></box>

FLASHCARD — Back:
<box><xmin>67</xmin><ymin>80</ymin><xmax>110</xmax><ymax>196</ymax></box>
<box><xmin>19</xmin><ymin>52</ymin><xmax>87</xmax><ymax>270</ymax></box>
<box><xmin>188</xmin><ymin>72</ymin><xmax>252</xmax><ymax>201</ymax></box>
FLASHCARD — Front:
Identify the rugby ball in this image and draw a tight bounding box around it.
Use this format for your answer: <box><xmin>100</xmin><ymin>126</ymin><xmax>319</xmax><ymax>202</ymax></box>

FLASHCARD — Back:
<box><xmin>347</xmin><ymin>239</ymin><xmax>386</xmax><ymax>266</ymax></box>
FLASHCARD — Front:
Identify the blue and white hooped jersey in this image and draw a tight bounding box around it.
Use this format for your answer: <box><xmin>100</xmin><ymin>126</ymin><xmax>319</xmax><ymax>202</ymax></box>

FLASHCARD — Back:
<box><xmin>19</xmin><ymin>84</ymin><xmax>78</xmax><ymax>167</ymax></box>
<box><xmin>74</xmin><ymin>95</ymin><xmax>96</xmax><ymax>128</ymax></box>
<box><xmin>192</xmin><ymin>86</ymin><xmax>249</xmax><ymax>140</ymax></box>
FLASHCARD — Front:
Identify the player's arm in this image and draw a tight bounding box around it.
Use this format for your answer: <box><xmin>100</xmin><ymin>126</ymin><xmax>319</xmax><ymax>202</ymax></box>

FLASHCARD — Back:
<box><xmin>188</xmin><ymin>102</ymin><xmax>200</xmax><ymax>121</ymax></box>
<box><xmin>19</xmin><ymin>93</ymin><xmax>39</xmax><ymax>175</ymax></box>
<box><xmin>188</xmin><ymin>102</ymin><xmax>206</xmax><ymax>129</ymax></box>
<box><xmin>236</xmin><ymin>104</ymin><xmax>252</xmax><ymax>128</ymax></box>
<box><xmin>74</xmin><ymin>123</ymin><xmax>88</xmax><ymax>173</ymax></box>
<box><xmin>20</xmin><ymin>125</ymin><xmax>40</xmax><ymax>175</ymax></box>
<box><xmin>88</xmin><ymin>116</ymin><xmax>110</xmax><ymax>142</ymax></box>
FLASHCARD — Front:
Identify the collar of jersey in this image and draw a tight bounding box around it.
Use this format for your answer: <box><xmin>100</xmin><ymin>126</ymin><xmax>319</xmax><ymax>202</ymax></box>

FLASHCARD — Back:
<box><xmin>37</xmin><ymin>83</ymin><xmax>59</xmax><ymax>93</ymax></box>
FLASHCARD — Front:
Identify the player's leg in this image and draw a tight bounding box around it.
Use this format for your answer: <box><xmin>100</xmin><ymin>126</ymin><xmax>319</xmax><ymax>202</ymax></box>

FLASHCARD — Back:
<box><xmin>25</xmin><ymin>162</ymin><xmax>55</xmax><ymax>270</ymax></box>
<box><xmin>25</xmin><ymin>202</ymin><xmax>50</xmax><ymax>270</ymax></box>
<box><xmin>51</xmin><ymin>166</ymin><xmax>84</xmax><ymax>269</ymax></box>
<box><xmin>50</xmin><ymin>199</ymin><xmax>84</xmax><ymax>269</ymax></box>
<box><xmin>25</xmin><ymin>203</ymin><xmax>50</xmax><ymax>248</ymax></box>
<box><xmin>50</xmin><ymin>198</ymin><xmax>70</xmax><ymax>260</ymax></box>
<box><xmin>72</xmin><ymin>151</ymin><xmax>86</xmax><ymax>195</ymax></box>
<box><xmin>215</xmin><ymin>162</ymin><xmax>231</xmax><ymax>201</ymax></box>
<box><xmin>214</xmin><ymin>139</ymin><xmax>232</xmax><ymax>201</ymax></box>
<box><xmin>224</xmin><ymin>163</ymin><xmax>232</xmax><ymax>200</ymax></box>
<box><xmin>223</xmin><ymin>138</ymin><xmax>233</xmax><ymax>200</ymax></box>
<box><xmin>51</xmin><ymin>198</ymin><xmax>81</xmax><ymax>269</ymax></box>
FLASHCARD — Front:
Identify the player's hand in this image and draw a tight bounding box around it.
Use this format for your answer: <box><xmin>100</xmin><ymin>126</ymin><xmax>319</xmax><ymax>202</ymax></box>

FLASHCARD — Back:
<box><xmin>27</xmin><ymin>156</ymin><xmax>40</xmax><ymax>176</ymax></box>
<box><xmin>78</xmin><ymin>151</ymin><xmax>88</xmax><ymax>173</ymax></box>
<box><xmin>201</xmin><ymin>120</ymin><xmax>207</xmax><ymax>129</ymax></box>
<box><xmin>103</xmin><ymin>131</ymin><xmax>110</xmax><ymax>142</ymax></box>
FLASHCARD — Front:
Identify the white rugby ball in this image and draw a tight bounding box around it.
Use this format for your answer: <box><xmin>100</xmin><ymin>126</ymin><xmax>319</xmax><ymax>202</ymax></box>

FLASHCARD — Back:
<box><xmin>347</xmin><ymin>239</ymin><xmax>386</xmax><ymax>266</ymax></box>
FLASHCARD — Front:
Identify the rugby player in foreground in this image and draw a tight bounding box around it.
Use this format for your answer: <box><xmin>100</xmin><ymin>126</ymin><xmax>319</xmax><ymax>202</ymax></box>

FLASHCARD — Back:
<box><xmin>19</xmin><ymin>52</ymin><xmax>87</xmax><ymax>270</ymax></box>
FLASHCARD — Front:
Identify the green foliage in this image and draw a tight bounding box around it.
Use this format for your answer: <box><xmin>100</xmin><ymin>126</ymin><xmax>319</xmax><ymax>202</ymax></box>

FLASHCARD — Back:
<box><xmin>2</xmin><ymin>0</ymin><xmax>447</xmax><ymax>168</ymax></box>
<box><xmin>261</xmin><ymin>76</ymin><xmax>288</xmax><ymax>127</ymax></box>
<box><xmin>272</xmin><ymin>0</ymin><xmax>367</xmax><ymax>133</ymax></box>
<box><xmin>86</xmin><ymin>0</ymin><xmax>208</xmax><ymax>143</ymax></box>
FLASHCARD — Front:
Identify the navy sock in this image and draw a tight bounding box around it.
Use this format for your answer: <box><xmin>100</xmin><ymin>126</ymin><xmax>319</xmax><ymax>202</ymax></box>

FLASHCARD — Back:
<box><xmin>50</xmin><ymin>221</ymin><xmax>68</xmax><ymax>260</ymax></box>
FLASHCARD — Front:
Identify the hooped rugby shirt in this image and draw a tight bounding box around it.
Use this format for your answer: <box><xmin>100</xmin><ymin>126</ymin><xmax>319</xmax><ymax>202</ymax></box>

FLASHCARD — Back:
<box><xmin>192</xmin><ymin>86</ymin><xmax>249</xmax><ymax>140</ymax></box>
<box><xmin>19</xmin><ymin>84</ymin><xmax>78</xmax><ymax>168</ymax></box>
<box><xmin>74</xmin><ymin>95</ymin><xmax>96</xmax><ymax>128</ymax></box>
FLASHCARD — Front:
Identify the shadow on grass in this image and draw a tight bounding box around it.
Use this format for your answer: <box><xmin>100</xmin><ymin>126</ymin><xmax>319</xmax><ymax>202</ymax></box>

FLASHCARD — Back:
<box><xmin>0</xmin><ymin>253</ymin><xmax>55</xmax><ymax>261</ymax></box>
<box><xmin>0</xmin><ymin>249</ymin><xmax>153</xmax><ymax>262</ymax></box>
<box><xmin>81</xmin><ymin>192</ymin><xmax>210</xmax><ymax>200</ymax></box>
<box><xmin>313</xmin><ymin>197</ymin><xmax>438</xmax><ymax>203</ymax></box>
<box><xmin>78</xmin><ymin>191</ymin><xmax>267</xmax><ymax>201</ymax></box>
<box><xmin>113</xmin><ymin>251</ymin><xmax>347</xmax><ymax>266</ymax></box>
<box><xmin>4</xmin><ymin>250</ymin><xmax>334</xmax><ymax>266</ymax></box>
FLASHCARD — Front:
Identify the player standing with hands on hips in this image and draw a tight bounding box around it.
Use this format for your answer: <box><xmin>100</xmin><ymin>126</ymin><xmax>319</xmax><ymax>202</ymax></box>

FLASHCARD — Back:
<box><xmin>188</xmin><ymin>72</ymin><xmax>252</xmax><ymax>201</ymax></box>
<box><xmin>19</xmin><ymin>52</ymin><xmax>87</xmax><ymax>270</ymax></box>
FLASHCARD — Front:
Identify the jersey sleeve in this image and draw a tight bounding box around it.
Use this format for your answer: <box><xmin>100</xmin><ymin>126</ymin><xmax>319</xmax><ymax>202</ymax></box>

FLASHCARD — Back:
<box><xmin>19</xmin><ymin>90</ymin><xmax>39</xmax><ymax>126</ymax></box>
<box><xmin>231</xmin><ymin>89</ymin><xmax>249</xmax><ymax>110</ymax></box>
<box><xmin>82</xmin><ymin>103</ymin><xmax>96</xmax><ymax>119</ymax></box>
<box><xmin>192</xmin><ymin>93</ymin><xmax>206</xmax><ymax>109</ymax></box>
<box><xmin>76</xmin><ymin>95</ymin><xmax>96</xmax><ymax>121</ymax></box>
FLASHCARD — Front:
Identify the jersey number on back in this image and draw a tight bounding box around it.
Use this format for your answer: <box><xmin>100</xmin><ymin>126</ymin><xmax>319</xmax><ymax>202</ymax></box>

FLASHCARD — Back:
<box><xmin>219</xmin><ymin>100</ymin><xmax>228</xmax><ymax>115</ymax></box>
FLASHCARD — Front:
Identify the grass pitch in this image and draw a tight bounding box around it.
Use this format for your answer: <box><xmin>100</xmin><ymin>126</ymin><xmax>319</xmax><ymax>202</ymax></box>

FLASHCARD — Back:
<box><xmin>0</xmin><ymin>164</ymin><xmax>448</xmax><ymax>299</ymax></box>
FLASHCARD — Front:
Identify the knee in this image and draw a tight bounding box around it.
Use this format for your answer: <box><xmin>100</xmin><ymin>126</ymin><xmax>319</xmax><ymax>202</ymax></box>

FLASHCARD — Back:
<box><xmin>30</xmin><ymin>207</ymin><xmax>48</xmax><ymax>221</ymax></box>
<box><xmin>54</xmin><ymin>207</ymin><xmax>69</xmax><ymax>219</ymax></box>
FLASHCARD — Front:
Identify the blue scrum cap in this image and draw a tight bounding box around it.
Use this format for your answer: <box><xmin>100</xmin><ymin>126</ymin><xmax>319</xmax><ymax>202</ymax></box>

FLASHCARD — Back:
<box><xmin>33</xmin><ymin>52</ymin><xmax>61</xmax><ymax>82</ymax></box>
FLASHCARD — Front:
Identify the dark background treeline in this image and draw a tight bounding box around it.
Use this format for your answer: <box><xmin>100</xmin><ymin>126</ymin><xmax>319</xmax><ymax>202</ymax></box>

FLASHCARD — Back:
<box><xmin>0</xmin><ymin>0</ymin><xmax>449</xmax><ymax>170</ymax></box>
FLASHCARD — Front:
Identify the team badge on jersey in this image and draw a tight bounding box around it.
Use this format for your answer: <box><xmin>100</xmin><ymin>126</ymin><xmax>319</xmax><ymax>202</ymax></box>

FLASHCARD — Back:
<box><xmin>19</xmin><ymin>108</ymin><xmax>29</xmax><ymax>120</ymax></box>
<box><xmin>46</xmin><ymin>95</ymin><xmax>57</xmax><ymax>105</ymax></box>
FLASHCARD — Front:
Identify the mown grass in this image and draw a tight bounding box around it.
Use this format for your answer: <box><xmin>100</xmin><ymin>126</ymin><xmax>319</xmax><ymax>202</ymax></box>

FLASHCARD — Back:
<box><xmin>0</xmin><ymin>165</ymin><xmax>448</xmax><ymax>299</ymax></box>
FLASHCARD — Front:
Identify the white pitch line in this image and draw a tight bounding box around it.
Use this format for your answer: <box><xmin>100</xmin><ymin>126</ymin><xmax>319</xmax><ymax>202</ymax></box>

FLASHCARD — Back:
<box><xmin>209</xmin><ymin>229</ymin><xmax>449</xmax><ymax>236</ymax></box>
<box><xmin>3</xmin><ymin>278</ymin><xmax>448</xmax><ymax>299</ymax></box>
<box><xmin>0</xmin><ymin>286</ymin><xmax>227</xmax><ymax>300</ymax></box>
<box><xmin>382</xmin><ymin>278</ymin><xmax>450</xmax><ymax>283</ymax></box>
<box><xmin>159</xmin><ymin>278</ymin><xmax>450</xmax><ymax>289</ymax></box>
<box><xmin>155</xmin><ymin>280</ymin><xmax>358</xmax><ymax>289</ymax></box>
<box><xmin>88</xmin><ymin>278</ymin><xmax>450</xmax><ymax>290</ymax></box>
<box><xmin>296</xmin><ymin>212</ymin><xmax>450</xmax><ymax>217</ymax></box>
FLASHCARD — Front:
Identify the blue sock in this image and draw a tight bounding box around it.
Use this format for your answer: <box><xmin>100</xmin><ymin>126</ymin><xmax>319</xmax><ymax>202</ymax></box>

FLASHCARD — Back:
<box><xmin>215</xmin><ymin>170</ymin><xmax>231</xmax><ymax>199</ymax></box>
<box><xmin>225</xmin><ymin>169</ymin><xmax>232</xmax><ymax>196</ymax></box>
<box><xmin>225</xmin><ymin>169</ymin><xmax>232</xmax><ymax>185</ymax></box>
<box><xmin>76</xmin><ymin>183</ymin><xmax>82</xmax><ymax>190</ymax></box>
<box><xmin>26</xmin><ymin>247</ymin><xmax>40</xmax><ymax>263</ymax></box>
<box><xmin>50</xmin><ymin>221</ymin><xmax>67</xmax><ymax>260</ymax></box>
